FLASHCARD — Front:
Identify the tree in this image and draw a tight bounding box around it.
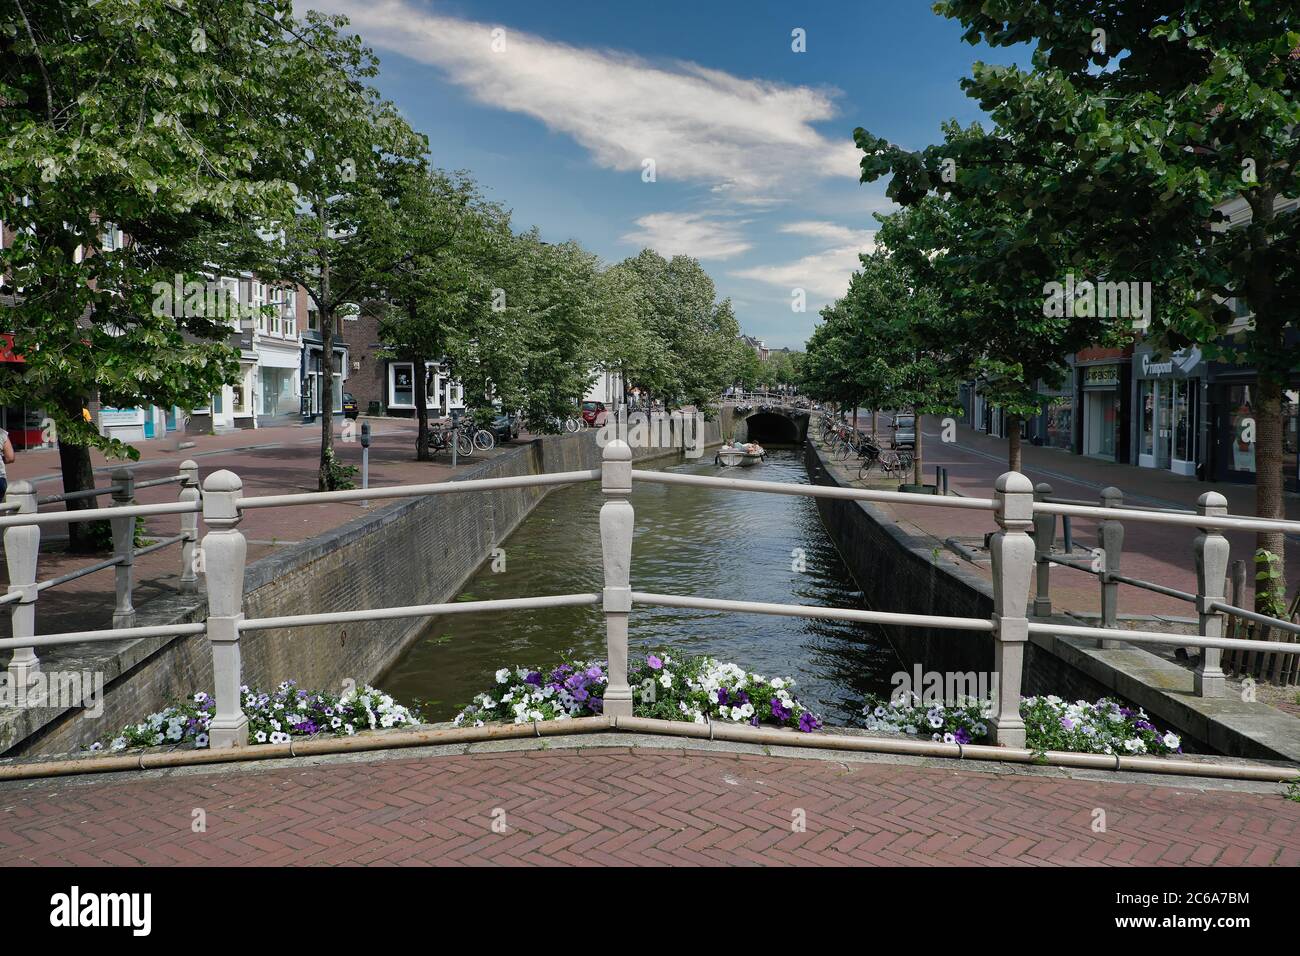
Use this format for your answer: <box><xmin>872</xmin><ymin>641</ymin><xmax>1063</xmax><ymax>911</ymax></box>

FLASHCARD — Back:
<box><xmin>357</xmin><ymin>167</ymin><xmax>504</xmax><ymax>459</ymax></box>
<box><xmin>857</xmin><ymin>126</ymin><xmax>1128</xmax><ymax>471</ymax></box>
<box><xmin>932</xmin><ymin>0</ymin><xmax>1300</xmax><ymax>609</ymax></box>
<box><xmin>618</xmin><ymin>249</ymin><xmax>741</xmax><ymax>411</ymax></box>
<box><xmin>230</xmin><ymin>9</ymin><xmax>427</xmax><ymax>490</ymax></box>
<box><xmin>449</xmin><ymin>229</ymin><xmax>603</xmax><ymax>431</ymax></box>
<box><xmin>0</xmin><ymin>0</ymin><xmax>309</xmax><ymax>545</ymax></box>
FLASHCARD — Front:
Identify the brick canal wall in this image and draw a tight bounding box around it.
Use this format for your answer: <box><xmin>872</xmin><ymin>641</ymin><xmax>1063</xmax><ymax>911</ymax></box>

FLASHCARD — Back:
<box><xmin>804</xmin><ymin>440</ymin><xmax>1300</xmax><ymax>762</ymax></box>
<box><xmin>9</xmin><ymin>417</ymin><xmax>726</xmax><ymax>757</ymax></box>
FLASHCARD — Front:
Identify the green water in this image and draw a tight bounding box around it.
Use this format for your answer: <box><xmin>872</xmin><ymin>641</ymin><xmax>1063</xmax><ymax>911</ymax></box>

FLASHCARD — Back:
<box><xmin>380</xmin><ymin>447</ymin><xmax>902</xmax><ymax>724</ymax></box>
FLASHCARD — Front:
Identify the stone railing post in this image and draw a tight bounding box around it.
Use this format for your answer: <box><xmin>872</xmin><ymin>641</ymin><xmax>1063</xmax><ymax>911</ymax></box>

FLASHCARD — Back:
<box><xmin>989</xmin><ymin>472</ymin><xmax>1034</xmax><ymax>747</ymax></box>
<box><xmin>4</xmin><ymin>481</ymin><xmax>41</xmax><ymax>690</ymax></box>
<box><xmin>1193</xmin><ymin>491</ymin><xmax>1229</xmax><ymax>698</ymax></box>
<box><xmin>178</xmin><ymin>459</ymin><xmax>200</xmax><ymax>593</ymax></box>
<box><xmin>600</xmin><ymin>439</ymin><xmax>634</xmax><ymax>718</ymax></box>
<box><xmin>1032</xmin><ymin>482</ymin><xmax>1055</xmax><ymax>617</ymax></box>
<box><xmin>110</xmin><ymin>468</ymin><xmax>136</xmax><ymax>629</ymax></box>
<box><xmin>202</xmin><ymin>470</ymin><xmax>249</xmax><ymax>748</ymax></box>
<box><xmin>1098</xmin><ymin>486</ymin><xmax>1124</xmax><ymax>649</ymax></box>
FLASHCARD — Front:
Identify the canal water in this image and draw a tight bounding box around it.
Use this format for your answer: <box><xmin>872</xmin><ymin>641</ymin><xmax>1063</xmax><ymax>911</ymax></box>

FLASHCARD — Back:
<box><xmin>380</xmin><ymin>447</ymin><xmax>902</xmax><ymax>725</ymax></box>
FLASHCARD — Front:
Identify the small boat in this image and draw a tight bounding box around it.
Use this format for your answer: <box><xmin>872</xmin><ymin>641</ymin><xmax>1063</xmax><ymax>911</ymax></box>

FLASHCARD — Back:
<box><xmin>715</xmin><ymin>442</ymin><xmax>765</xmax><ymax>467</ymax></box>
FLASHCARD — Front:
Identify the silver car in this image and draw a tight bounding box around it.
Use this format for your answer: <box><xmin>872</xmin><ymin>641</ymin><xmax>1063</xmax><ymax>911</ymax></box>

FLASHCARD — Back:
<box><xmin>891</xmin><ymin>414</ymin><xmax>916</xmax><ymax>448</ymax></box>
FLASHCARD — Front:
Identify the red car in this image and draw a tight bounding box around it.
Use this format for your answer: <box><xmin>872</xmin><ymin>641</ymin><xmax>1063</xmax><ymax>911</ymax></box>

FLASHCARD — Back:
<box><xmin>580</xmin><ymin>401</ymin><xmax>608</xmax><ymax>427</ymax></box>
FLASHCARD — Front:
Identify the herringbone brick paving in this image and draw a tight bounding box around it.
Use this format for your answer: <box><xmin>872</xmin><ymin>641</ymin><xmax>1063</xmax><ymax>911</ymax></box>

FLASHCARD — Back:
<box><xmin>1</xmin><ymin>746</ymin><xmax>1297</xmax><ymax>866</ymax></box>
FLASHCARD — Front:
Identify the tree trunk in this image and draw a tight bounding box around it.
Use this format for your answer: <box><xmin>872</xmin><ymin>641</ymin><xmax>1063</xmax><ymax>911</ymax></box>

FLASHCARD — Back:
<box><xmin>1254</xmin><ymin>375</ymin><xmax>1286</xmax><ymax>612</ymax></box>
<box><xmin>871</xmin><ymin>409</ymin><xmax>878</xmax><ymax>436</ymax></box>
<box><xmin>852</xmin><ymin>405</ymin><xmax>858</xmax><ymax>434</ymax></box>
<box><xmin>911</xmin><ymin>408</ymin><xmax>924</xmax><ymax>486</ymax></box>
<box><xmin>56</xmin><ymin>394</ymin><xmax>104</xmax><ymax>553</ymax></box>
<box><xmin>1245</xmin><ymin>192</ymin><xmax>1286</xmax><ymax>614</ymax></box>
<box><xmin>416</xmin><ymin>360</ymin><xmax>432</xmax><ymax>461</ymax></box>
<box><xmin>317</xmin><ymin>205</ymin><xmax>336</xmax><ymax>491</ymax></box>
<box><xmin>1007</xmin><ymin>413</ymin><xmax>1023</xmax><ymax>473</ymax></box>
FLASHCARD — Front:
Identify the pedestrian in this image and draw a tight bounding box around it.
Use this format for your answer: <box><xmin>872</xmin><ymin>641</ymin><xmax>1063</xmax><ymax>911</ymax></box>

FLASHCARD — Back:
<box><xmin>0</xmin><ymin>425</ymin><xmax>15</xmax><ymax>499</ymax></box>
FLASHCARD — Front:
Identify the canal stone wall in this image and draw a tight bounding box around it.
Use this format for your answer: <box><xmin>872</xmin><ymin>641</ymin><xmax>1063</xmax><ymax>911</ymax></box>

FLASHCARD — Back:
<box><xmin>7</xmin><ymin>418</ymin><xmax>726</xmax><ymax>757</ymax></box>
<box><xmin>804</xmin><ymin>440</ymin><xmax>1300</xmax><ymax>762</ymax></box>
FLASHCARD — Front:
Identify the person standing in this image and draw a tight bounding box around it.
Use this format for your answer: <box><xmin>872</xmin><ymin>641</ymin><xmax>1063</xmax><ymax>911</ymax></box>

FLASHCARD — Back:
<box><xmin>0</xmin><ymin>426</ymin><xmax>15</xmax><ymax>499</ymax></box>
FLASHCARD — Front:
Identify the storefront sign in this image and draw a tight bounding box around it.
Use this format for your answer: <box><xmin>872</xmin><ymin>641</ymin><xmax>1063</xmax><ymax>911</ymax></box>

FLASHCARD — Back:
<box><xmin>99</xmin><ymin>407</ymin><xmax>143</xmax><ymax>427</ymax></box>
<box><xmin>1083</xmin><ymin>365</ymin><xmax>1119</xmax><ymax>388</ymax></box>
<box><xmin>1140</xmin><ymin>347</ymin><xmax>1202</xmax><ymax>378</ymax></box>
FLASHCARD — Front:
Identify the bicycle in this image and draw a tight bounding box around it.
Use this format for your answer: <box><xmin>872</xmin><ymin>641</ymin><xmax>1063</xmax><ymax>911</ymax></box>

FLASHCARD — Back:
<box><xmin>429</xmin><ymin>426</ymin><xmax>474</xmax><ymax>458</ymax></box>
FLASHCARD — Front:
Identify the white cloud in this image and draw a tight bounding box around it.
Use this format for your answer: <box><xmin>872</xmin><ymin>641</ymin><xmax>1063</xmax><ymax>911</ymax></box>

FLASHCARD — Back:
<box><xmin>308</xmin><ymin>0</ymin><xmax>857</xmax><ymax>197</ymax></box>
<box><xmin>731</xmin><ymin>222</ymin><xmax>876</xmax><ymax>300</ymax></box>
<box><xmin>622</xmin><ymin>212</ymin><xmax>752</xmax><ymax>260</ymax></box>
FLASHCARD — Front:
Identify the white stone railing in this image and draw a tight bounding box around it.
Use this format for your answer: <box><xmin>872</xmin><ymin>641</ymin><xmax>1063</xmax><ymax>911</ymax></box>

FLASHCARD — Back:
<box><xmin>2</xmin><ymin>441</ymin><xmax>1299</xmax><ymax>749</ymax></box>
<box><xmin>0</xmin><ymin>461</ymin><xmax>200</xmax><ymax>687</ymax></box>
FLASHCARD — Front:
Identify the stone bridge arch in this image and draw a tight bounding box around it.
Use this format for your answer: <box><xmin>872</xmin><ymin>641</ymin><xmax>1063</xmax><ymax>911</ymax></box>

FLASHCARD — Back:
<box><xmin>730</xmin><ymin>405</ymin><xmax>809</xmax><ymax>444</ymax></box>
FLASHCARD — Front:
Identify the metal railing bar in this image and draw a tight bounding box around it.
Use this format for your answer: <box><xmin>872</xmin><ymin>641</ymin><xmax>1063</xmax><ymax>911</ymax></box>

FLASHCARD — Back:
<box><xmin>36</xmin><ymin>484</ymin><xmax>125</xmax><ymax>506</ymax></box>
<box><xmin>37</xmin><ymin>555</ymin><xmax>123</xmax><ymax>591</ymax></box>
<box><xmin>630</xmin><ymin>470</ymin><xmax>997</xmax><ymax>511</ymax></box>
<box><xmin>1042</xmin><ymin>495</ymin><xmax>1195</xmax><ymax>516</ymax></box>
<box><xmin>630</xmin><ymin>591</ymin><xmax>996</xmax><ymax>632</ymax></box>
<box><xmin>1027</xmin><ymin>621</ymin><xmax>1300</xmax><ymax>655</ymax></box>
<box><xmin>236</xmin><ymin>469</ymin><xmax>601</xmax><ymax>510</ymax></box>
<box><xmin>1048</xmin><ymin>555</ymin><xmax>1099</xmax><ymax>574</ymax></box>
<box><xmin>0</xmin><ymin>591</ymin><xmax>21</xmax><ymax>605</ymax></box>
<box><xmin>1108</xmin><ymin>573</ymin><xmax>1196</xmax><ymax>603</ymax></box>
<box><xmin>0</xmin><ymin>500</ymin><xmax>198</xmax><ymax>530</ymax></box>
<box><xmin>132</xmin><ymin>533</ymin><xmax>186</xmax><ymax>559</ymax></box>
<box><xmin>0</xmin><ymin>622</ymin><xmax>206</xmax><ymax>651</ymax></box>
<box><xmin>1209</xmin><ymin>602</ymin><xmax>1300</xmax><ymax>637</ymax></box>
<box><xmin>133</xmin><ymin>474</ymin><xmax>187</xmax><ymax>490</ymax></box>
<box><xmin>1035</xmin><ymin>501</ymin><xmax>1300</xmax><ymax>535</ymax></box>
<box><xmin>238</xmin><ymin>592</ymin><xmax>603</xmax><ymax>632</ymax></box>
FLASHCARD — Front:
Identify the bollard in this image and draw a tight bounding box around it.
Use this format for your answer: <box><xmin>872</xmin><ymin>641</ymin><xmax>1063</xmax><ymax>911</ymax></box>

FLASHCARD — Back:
<box><xmin>1193</xmin><ymin>492</ymin><xmax>1229</xmax><ymax>697</ymax></box>
<box><xmin>178</xmin><ymin>460</ymin><xmax>200</xmax><ymax>593</ymax></box>
<box><xmin>1097</xmin><ymin>486</ymin><xmax>1123</xmax><ymax>649</ymax></box>
<box><xmin>201</xmin><ymin>470</ymin><xmax>249</xmax><ymax>748</ymax></box>
<box><xmin>989</xmin><ymin>471</ymin><xmax>1034</xmax><ymax>748</ymax></box>
<box><xmin>110</xmin><ymin>468</ymin><xmax>136</xmax><ymax>629</ymax></box>
<box><xmin>599</xmin><ymin>439</ymin><xmax>634</xmax><ymax>718</ymax></box>
<box><xmin>360</xmin><ymin>422</ymin><xmax>371</xmax><ymax>508</ymax></box>
<box><xmin>1032</xmin><ymin>482</ymin><xmax>1055</xmax><ymax>617</ymax></box>
<box><xmin>1062</xmin><ymin>515</ymin><xmax>1073</xmax><ymax>554</ymax></box>
<box><xmin>3</xmin><ymin>481</ymin><xmax>40</xmax><ymax>689</ymax></box>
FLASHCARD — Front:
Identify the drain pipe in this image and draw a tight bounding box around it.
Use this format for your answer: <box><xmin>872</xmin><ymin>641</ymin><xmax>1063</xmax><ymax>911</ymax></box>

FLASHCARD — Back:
<box><xmin>0</xmin><ymin>715</ymin><xmax>1294</xmax><ymax>784</ymax></box>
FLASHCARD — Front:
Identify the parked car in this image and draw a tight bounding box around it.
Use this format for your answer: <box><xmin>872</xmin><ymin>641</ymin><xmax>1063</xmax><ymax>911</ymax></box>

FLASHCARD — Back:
<box><xmin>341</xmin><ymin>392</ymin><xmax>359</xmax><ymax>420</ymax></box>
<box><xmin>580</xmin><ymin>400</ymin><xmax>608</xmax><ymax>427</ymax></box>
<box><xmin>891</xmin><ymin>414</ymin><xmax>916</xmax><ymax>449</ymax></box>
<box><xmin>489</xmin><ymin>412</ymin><xmax>520</xmax><ymax>443</ymax></box>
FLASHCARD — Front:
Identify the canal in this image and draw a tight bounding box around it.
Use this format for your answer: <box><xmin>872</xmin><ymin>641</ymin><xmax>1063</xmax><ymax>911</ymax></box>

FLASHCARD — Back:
<box><xmin>380</xmin><ymin>446</ymin><xmax>903</xmax><ymax>725</ymax></box>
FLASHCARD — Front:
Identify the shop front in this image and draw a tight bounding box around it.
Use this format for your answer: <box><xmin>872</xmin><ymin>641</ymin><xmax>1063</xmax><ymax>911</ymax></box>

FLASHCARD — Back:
<box><xmin>1210</xmin><ymin>371</ymin><xmax>1300</xmax><ymax>491</ymax></box>
<box><xmin>1079</xmin><ymin>363</ymin><xmax>1125</xmax><ymax>460</ymax></box>
<box><xmin>1132</xmin><ymin>345</ymin><xmax>1206</xmax><ymax>477</ymax></box>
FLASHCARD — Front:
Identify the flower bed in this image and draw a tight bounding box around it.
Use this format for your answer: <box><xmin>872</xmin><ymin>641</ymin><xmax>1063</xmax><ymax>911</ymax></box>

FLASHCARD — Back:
<box><xmin>862</xmin><ymin>693</ymin><xmax>1182</xmax><ymax>756</ymax></box>
<box><xmin>90</xmin><ymin>681</ymin><xmax>421</xmax><ymax>752</ymax></box>
<box><xmin>454</xmin><ymin>652</ymin><xmax>822</xmax><ymax>733</ymax></box>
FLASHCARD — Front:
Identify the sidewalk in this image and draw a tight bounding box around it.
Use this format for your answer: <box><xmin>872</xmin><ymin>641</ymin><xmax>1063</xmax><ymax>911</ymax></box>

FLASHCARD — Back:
<box><xmin>1</xmin><ymin>737</ymin><xmax>1295</xmax><ymax>866</ymax></box>
<box><xmin>0</xmin><ymin>419</ymin><xmax>529</xmax><ymax>641</ymax></box>
<box><xmin>869</xmin><ymin>416</ymin><xmax>1300</xmax><ymax>617</ymax></box>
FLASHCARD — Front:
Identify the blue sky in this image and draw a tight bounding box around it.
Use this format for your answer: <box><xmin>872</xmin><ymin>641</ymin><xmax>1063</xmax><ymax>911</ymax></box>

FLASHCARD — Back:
<box><xmin>306</xmin><ymin>0</ymin><xmax>1029</xmax><ymax>349</ymax></box>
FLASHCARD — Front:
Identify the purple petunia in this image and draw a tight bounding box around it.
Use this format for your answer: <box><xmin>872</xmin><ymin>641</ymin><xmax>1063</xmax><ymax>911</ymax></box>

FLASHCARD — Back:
<box><xmin>798</xmin><ymin>712</ymin><xmax>820</xmax><ymax>733</ymax></box>
<box><xmin>646</xmin><ymin>654</ymin><xmax>663</xmax><ymax>670</ymax></box>
<box><xmin>770</xmin><ymin>698</ymin><xmax>792</xmax><ymax>721</ymax></box>
<box><xmin>525</xmin><ymin>671</ymin><xmax>543</xmax><ymax>686</ymax></box>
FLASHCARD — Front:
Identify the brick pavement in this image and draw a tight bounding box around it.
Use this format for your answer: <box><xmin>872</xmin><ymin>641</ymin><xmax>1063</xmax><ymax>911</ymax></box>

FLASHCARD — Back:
<box><xmin>1</xmin><ymin>742</ymin><xmax>1295</xmax><ymax>866</ymax></box>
